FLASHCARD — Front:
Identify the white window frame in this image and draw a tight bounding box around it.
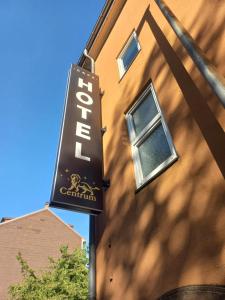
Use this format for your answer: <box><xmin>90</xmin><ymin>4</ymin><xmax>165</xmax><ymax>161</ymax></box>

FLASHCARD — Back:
<box><xmin>117</xmin><ymin>31</ymin><xmax>141</xmax><ymax>78</ymax></box>
<box><xmin>126</xmin><ymin>83</ymin><xmax>178</xmax><ymax>189</ymax></box>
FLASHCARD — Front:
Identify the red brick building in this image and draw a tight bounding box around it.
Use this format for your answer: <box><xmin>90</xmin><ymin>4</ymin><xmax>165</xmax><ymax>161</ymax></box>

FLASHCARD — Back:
<box><xmin>0</xmin><ymin>208</ymin><xmax>84</xmax><ymax>300</ymax></box>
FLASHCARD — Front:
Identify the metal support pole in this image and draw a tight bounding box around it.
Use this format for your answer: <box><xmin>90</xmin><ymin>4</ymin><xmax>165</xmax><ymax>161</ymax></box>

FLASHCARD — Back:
<box><xmin>83</xmin><ymin>49</ymin><xmax>97</xmax><ymax>300</ymax></box>
<box><xmin>89</xmin><ymin>215</ymin><xmax>96</xmax><ymax>300</ymax></box>
<box><xmin>155</xmin><ymin>0</ymin><xmax>225</xmax><ymax>108</ymax></box>
<box><xmin>84</xmin><ymin>49</ymin><xmax>96</xmax><ymax>300</ymax></box>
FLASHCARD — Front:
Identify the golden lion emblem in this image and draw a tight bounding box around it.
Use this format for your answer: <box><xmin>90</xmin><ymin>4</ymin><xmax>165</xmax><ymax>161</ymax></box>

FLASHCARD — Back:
<box><xmin>68</xmin><ymin>174</ymin><xmax>100</xmax><ymax>195</ymax></box>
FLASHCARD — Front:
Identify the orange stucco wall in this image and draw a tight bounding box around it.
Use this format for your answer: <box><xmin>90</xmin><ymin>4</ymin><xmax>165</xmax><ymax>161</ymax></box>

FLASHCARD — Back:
<box><xmin>94</xmin><ymin>0</ymin><xmax>225</xmax><ymax>299</ymax></box>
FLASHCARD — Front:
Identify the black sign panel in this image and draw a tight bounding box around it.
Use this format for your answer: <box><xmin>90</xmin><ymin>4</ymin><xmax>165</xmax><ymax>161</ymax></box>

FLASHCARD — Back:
<box><xmin>50</xmin><ymin>64</ymin><xmax>103</xmax><ymax>215</ymax></box>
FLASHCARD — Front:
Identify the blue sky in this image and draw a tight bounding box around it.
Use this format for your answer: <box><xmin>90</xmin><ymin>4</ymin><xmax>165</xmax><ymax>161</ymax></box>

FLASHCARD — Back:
<box><xmin>0</xmin><ymin>0</ymin><xmax>105</xmax><ymax>242</ymax></box>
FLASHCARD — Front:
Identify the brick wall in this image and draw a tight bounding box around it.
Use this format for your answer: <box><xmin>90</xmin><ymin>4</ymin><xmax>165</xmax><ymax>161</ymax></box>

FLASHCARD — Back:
<box><xmin>0</xmin><ymin>209</ymin><xmax>83</xmax><ymax>300</ymax></box>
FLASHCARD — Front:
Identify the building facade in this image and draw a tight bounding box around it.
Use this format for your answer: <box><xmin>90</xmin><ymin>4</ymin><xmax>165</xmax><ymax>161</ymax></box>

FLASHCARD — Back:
<box><xmin>0</xmin><ymin>208</ymin><xmax>84</xmax><ymax>300</ymax></box>
<box><xmin>79</xmin><ymin>0</ymin><xmax>225</xmax><ymax>299</ymax></box>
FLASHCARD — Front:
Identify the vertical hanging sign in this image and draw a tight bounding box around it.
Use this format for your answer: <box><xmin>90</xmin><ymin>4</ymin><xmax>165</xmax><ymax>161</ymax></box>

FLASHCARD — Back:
<box><xmin>50</xmin><ymin>64</ymin><xmax>103</xmax><ymax>215</ymax></box>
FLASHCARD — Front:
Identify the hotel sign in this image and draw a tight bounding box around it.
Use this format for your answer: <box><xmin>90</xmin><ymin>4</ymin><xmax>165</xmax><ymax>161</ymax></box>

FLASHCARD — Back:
<box><xmin>50</xmin><ymin>64</ymin><xmax>103</xmax><ymax>215</ymax></box>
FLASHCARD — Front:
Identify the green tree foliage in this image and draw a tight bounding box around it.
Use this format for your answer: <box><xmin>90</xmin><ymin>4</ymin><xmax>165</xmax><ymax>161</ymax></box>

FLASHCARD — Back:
<box><xmin>8</xmin><ymin>246</ymin><xmax>88</xmax><ymax>300</ymax></box>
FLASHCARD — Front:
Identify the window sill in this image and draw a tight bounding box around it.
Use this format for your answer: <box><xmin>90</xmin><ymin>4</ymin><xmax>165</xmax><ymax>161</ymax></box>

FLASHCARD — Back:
<box><xmin>135</xmin><ymin>154</ymin><xmax>179</xmax><ymax>194</ymax></box>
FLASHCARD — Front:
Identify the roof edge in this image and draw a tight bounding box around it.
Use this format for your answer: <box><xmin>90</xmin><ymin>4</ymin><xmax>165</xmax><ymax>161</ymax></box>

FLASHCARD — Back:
<box><xmin>0</xmin><ymin>208</ymin><xmax>49</xmax><ymax>227</ymax></box>
<box><xmin>49</xmin><ymin>209</ymin><xmax>84</xmax><ymax>240</ymax></box>
<box><xmin>0</xmin><ymin>208</ymin><xmax>84</xmax><ymax>240</ymax></box>
<box><xmin>78</xmin><ymin>0</ymin><xmax>115</xmax><ymax>67</ymax></box>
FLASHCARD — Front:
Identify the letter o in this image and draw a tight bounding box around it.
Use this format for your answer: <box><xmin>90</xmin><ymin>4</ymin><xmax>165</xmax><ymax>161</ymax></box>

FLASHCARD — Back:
<box><xmin>76</xmin><ymin>91</ymin><xmax>93</xmax><ymax>105</ymax></box>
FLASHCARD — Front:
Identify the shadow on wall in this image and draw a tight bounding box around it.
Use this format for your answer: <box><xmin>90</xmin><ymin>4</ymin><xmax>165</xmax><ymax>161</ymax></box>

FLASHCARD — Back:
<box><xmin>96</xmin><ymin>2</ymin><xmax>225</xmax><ymax>299</ymax></box>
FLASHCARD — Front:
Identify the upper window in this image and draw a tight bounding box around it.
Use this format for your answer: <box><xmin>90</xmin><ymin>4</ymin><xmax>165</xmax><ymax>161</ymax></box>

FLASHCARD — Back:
<box><xmin>126</xmin><ymin>83</ymin><xmax>178</xmax><ymax>189</ymax></box>
<box><xmin>117</xmin><ymin>31</ymin><xmax>141</xmax><ymax>78</ymax></box>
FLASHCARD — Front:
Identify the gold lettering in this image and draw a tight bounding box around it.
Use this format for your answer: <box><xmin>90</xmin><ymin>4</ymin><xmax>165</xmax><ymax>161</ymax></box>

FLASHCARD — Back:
<box><xmin>60</xmin><ymin>186</ymin><xmax>97</xmax><ymax>201</ymax></box>
<box><xmin>60</xmin><ymin>187</ymin><xmax>67</xmax><ymax>195</ymax></box>
<box><xmin>89</xmin><ymin>196</ymin><xmax>96</xmax><ymax>201</ymax></box>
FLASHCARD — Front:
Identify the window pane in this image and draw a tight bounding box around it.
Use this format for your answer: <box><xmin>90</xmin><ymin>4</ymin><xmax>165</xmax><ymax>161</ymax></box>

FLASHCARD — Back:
<box><xmin>132</xmin><ymin>91</ymin><xmax>158</xmax><ymax>136</ymax></box>
<box><xmin>122</xmin><ymin>37</ymin><xmax>139</xmax><ymax>70</ymax></box>
<box><xmin>138</xmin><ymin>123</ymin><xmax>171</xmax><ymax>178</ymax></box>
